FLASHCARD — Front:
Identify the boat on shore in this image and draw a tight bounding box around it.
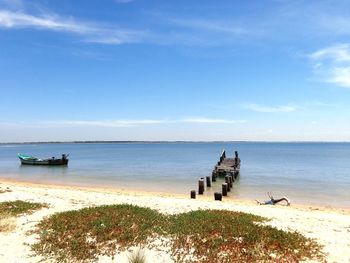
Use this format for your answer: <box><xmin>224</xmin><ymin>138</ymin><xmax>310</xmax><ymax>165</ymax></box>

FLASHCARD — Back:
<box><xmin>18</xmin><ymin>154</ymin><xmax>69</xmax><ymax>166</ymax></box>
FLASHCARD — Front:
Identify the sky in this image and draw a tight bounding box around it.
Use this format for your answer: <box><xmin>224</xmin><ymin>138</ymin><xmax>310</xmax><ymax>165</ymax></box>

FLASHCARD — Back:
<box><xmin>1</xmin><ymin>0</ymin><xmax>350</xmax><ymax>142</ymax></box>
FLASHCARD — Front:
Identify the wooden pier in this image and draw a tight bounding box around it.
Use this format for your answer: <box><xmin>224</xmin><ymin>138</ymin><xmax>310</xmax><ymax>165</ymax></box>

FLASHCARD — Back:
<box><xmin>212</xmin><ymin>150</ymin><xmax>240</xmax><ymax>179</ymax></box>
<box><xmin>191</xmin><ymin>149</ymin><xmax>241</xmax><ymax>201</ymax></box>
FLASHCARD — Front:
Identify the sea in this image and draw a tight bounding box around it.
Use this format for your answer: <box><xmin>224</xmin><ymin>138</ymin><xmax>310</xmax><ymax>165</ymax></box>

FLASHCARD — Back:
<box><xmin>0</xmin><ymin>142</ymin><xmax>349</xmax><ymax>208</ymax></box>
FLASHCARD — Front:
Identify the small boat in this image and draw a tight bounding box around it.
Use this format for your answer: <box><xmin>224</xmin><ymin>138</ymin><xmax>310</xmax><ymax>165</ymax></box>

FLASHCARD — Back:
<box><xmin>18</xmin><ymin>154</ymin><xmax>69</xmax><ymax>165</ymax></box>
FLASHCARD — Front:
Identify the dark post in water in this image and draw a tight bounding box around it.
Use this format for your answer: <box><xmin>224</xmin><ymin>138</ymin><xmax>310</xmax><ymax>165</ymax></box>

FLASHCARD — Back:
<box><xmin>190</xmin><ymin>190</ymin><xmax>196</xmax><ymax>199</ymax></box>
<box><xmin>206</xmin><ymin>176</ymin><xmax>211</xmax><ymax>187</ymax></box>
<box><xmin>212</xmin><ymin>171</ymin><xmax>216</xmax><ymax>182</ymax></box>
<box><xmin>214</xmin><ymin>192</ymin><xmax>222</xmax><ymax>201</ymax></box>
<box><xmin>222</xmin><ymin>183</ymin><xmax>228</xmax><ymax>196</ymax></box>
<box><xmin>198</xmin><ymin>179</ymin><xmax>204</xmax><ymax>195</ymax></box>
<box><xmin>225</xmin><ymin>175</ymin><xmax>231</xmax><ymax>192</ymax></box>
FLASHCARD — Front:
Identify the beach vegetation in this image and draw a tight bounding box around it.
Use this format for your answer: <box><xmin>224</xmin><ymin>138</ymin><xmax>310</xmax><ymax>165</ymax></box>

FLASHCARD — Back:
<box><xmin>168</xmin><ymin>209</ymin><xmax>323</xmax><ymax>262</ymax></box>
<box><xmin>0</xmin><ymin>200</ymin><xmax>48</xmax><ymax>217</ymax></box>
<box><xmin>31</xmin><ymin>204</ymin><xmax>166</xmax><ymax>262</ymax></box>
<box><xmin>128</xmin><ymin>248</ymin><xmax>147</xmax><ymax>263</ymax></box>
<box><xmin>0</xmin><ymin>200</ymin><xmax>48</xmax><ymax>232</ymax></box>
<box><xmin>31</xmin><ymin>204</ymin><xmax>323</xmax><ymax>262</ymax></box>
<box><xmin>0</xmin><ymin>212</ymin><xmax>16</xmax><ymax>232</ymax></box>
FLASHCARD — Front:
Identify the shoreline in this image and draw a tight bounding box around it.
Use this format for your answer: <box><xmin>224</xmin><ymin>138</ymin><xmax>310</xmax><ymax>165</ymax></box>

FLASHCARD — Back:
<box><xmin>0</xmin><ymin>179</ymin><xmax>350</xmax><ymax>262</ymax></box>
<box><xmin>2</xmin><ymin>142</ymin><xmax>350</xmax><ymax>211</ymax></box>
<box><xmin>1</xmin><ymin>177</ymin><xmax>350</xmax><ymax>213</ymax></box>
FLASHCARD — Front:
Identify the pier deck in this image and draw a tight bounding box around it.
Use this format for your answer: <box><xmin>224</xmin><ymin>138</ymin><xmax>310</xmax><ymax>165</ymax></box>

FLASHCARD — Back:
<box><xmin>212</xmin><ymin>150</ymin><xmax>240</xmax><ymax>178</ymax></box>
<box><xmin>192</xmin><ymin>149</ymin><xmax>241</xmax><ymax>200</ymax></box>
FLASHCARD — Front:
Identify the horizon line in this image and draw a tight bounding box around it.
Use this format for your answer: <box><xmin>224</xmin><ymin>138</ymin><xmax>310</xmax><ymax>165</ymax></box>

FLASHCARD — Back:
<box><xmin>1</xmin><ymin>140</ymin><xmax>350</xmax><ymax>145</ymax></box>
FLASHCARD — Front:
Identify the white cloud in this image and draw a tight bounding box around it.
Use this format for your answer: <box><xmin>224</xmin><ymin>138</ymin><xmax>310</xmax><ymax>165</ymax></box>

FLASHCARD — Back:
<box><xmin>309</xmin><ymin>43</ymin><xmax>350</xmax><ymax>62</ymax></box>
<box><xmin>0</xmin><ymin>118</ymin><xmax>247</xmax><ymax>128</ymax></box>
<box><xmin>0</xmin><ymin>120</ymin><xmax>166</xmax><ymax>128</ymax></box>
<box><xmin>309</xmin><ymin>43</ymin><xmax>350</xmax><ymax>88</ymax></box>
<box><xmin>0</xmin><ymin>4</ymin><xmax>271</xmax><ymax>47</ymax></box>
<box><xmin>115</xmin><ymin>0</ymin><xmax>134</xmax><ymax>3</ymax></box>
<box><xmin>326</xmin><ymin>66</ymin><xmax>350</xmax><ymax>87</ymax></box>
<box><xmin>182</xmin><ymin>118</ymin><xmax>246</xmax><ymax>124</ymax></box>
<box><xmin>0</xmin><ymin>10</ymin><xmax>89</xmax><ymax>32</ymax></box>
<box><xmin>60</xmin><ymin>120</ymin><xmax>166</xmax><ymax>127</ymax></box>
<box><xmin>168</xmin><ymin>18</ymin><xmax>248</xmax><ymax>35</ymax></box>
<box><xmin>84</xmin><ymin>37</ymin><xmax>125</xmax><ymax>45</ymax></box>
<box><xmin>244</xmin><ymin>104</ymin><xmax>296</xmax><ymax>113</ymax></box>
<box><xmin>0</xmin><ymin>10</ymin><xmax>145</xmax><ymax>44</ymax></box>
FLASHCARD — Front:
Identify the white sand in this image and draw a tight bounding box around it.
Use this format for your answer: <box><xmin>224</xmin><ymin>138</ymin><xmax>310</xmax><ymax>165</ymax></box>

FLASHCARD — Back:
<box><xmin>0</xmin><ymin>180</ymin><xmax>349</xmax><ymax>263</ymax></box>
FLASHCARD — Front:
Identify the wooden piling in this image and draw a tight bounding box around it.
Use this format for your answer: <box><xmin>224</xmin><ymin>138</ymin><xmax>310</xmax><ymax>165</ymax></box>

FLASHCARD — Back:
<box><xmin>222</xmin><ymin>183</ymin><xmax>228</xmax><ymax>196</ymax></box>
<box><xmin>225</xmin><ymin>175</ymin><xmax>231</xmax><ymax>192</ymax></box>
<box><xmin>206</xmin><ymin>176</ymin><xmax>211</xmax><ymax>187</ymax></box>
<box><xmin>214</xmin><ymin>192</ymin><xmax>222</xmax><ymax>201</ymax></box>
<box><xmin>190</xmin><ymin>190</ymin><xmax>196</xmax><ymax>199</ymax></box>
<box><xmin>198</xmin><ymin>179</ymin><xmax>204</xmax><ymax>195</ymax></box>
<box><xmin>229</xmin><ymin>172</ymin><xmax>234</xmax><ymax>182</ymax></box>
<box><xmin>212</xmin><ymin>171</ymin><xmax>216</xmax><ymax>182</ymax></box>
<box><xmin>221</xmin><ymin>149</ymin><xmax>226</xmax><ymax>159</ymax></box>
<box><xmin>228</xmin><ymin>176</ymin><xmax>233</xmax><ymax>188</ymax></box>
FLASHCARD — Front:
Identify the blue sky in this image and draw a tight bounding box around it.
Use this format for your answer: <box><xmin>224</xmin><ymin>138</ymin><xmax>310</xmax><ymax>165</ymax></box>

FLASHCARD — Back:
<box><xmin>1</xmin><ymin>0</ymin><xmax>350</xmax><ymax>142</ymax></box>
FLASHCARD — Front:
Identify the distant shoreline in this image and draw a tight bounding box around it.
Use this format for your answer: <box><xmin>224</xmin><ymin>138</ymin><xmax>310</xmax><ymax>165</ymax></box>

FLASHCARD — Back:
<box><xmin>1</xmin><ymin>140</ymin><xmax>350</xmax><ymax>145</ymax></box>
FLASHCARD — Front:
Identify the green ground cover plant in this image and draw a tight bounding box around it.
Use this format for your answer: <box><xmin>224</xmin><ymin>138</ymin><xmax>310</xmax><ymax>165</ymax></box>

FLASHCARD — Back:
<box><xmin>32</xmin><ymin>205</ymin><xmax>167</xmax><ymax>262</ymax></box>
<box><xmin>128</xmin><ymin>248</ymin><xmax>147</xmax><ymax>263</ymax></box>
<box><xmin>32</xmin><ymin>204</ymin><xmax>323</xmax><ymax>262</ymax></box>
<box><xmin>0</xmin><ymin>200</ymin><xmax>47</xmax><ymax>217</ymax></box>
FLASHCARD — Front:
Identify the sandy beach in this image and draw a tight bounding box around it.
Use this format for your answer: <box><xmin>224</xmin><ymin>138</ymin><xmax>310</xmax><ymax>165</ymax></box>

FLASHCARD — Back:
<box><xmin>0</xmin><ymin>179</ymin><xmax>349</xmax><ymax>263</ymax></box>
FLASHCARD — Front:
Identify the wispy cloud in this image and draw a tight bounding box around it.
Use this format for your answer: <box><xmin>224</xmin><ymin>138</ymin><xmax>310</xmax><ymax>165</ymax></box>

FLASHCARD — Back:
<box><xmin>182</xmin><ymin>118</ymin><xmax>246</xmax><ymax>124</ymax></box>
<box><xmin>244</xmin><ymin>103</ymin><xmax>296</xmax><ymax>113</ymax></box>
<box><xmin>60</xmin><ymin>120</ymin><xmax>166</xmax><ymax>127</ymax></box>
<box><xmin>0</xmin><ymin>120</ymin><xmax>165</xmax><ymax>128</ymax></box>
<box><xmin>168</xmin><ymin>17</ymin><xmax>248</xmax><ymax>35</ymax></box>
<box><xmin>153</xmin><ymin>16</ymin><xmax>256</xmax><ymax>46</ymax></box>
<box><xmin>310</xmin><ymin>43</ymin><xmax>350</xmax><ymax>62</ymax></box>
<box><xmin>0</xmin><ymin>10</ymin><xmax>89</xmax><ymax>32</ymax></box>
<box><xmin>309</xmin><ymin>43</ymin><xmax>350</xmax><ymax>88</ymax></box>
<box><xmin>0</xmin><ymin>10</ymin><xmax>146</xmax><ymax>44</ymax></box>
<box><xmin>0</xmin><ymin>3</ymin><xmax>287</xmax><ymax>48</ymax></box>
<box><xmin>115</xmin><ymin>0</ymin><xmax>134</xmax><ymax>3</ymax></box>
<box><xmin>0</xmin><ymin>118</ymin><xmax>247</xmax><ymax>128</ymax></box>
<box><xmin>304</xmin><ymin>101</ymin><xmax>339</xmax><ymax>108</ymax></box>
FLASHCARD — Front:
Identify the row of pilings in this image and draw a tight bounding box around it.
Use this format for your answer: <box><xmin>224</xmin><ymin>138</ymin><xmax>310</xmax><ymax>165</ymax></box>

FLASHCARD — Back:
<box><xmin>190</xmin><ymin>149</ymin><xmax>240</xmax><ymax>201</ymax></box>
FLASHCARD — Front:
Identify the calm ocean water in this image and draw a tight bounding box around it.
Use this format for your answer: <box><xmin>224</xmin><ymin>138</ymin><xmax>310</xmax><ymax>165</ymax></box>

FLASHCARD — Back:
<box><xmin>0</xmin><ymin>142</ymin><xmax>349</xmax><ymax>208</ymax></box>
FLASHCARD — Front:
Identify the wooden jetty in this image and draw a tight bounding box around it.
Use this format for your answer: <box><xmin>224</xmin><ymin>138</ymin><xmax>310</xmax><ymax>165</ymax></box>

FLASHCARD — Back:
<box><xmin>212</xmin><ymin>150</ymin><xmax>240</xmax><ymax>179</ymax></box>
<box><xmin>191</xmin><ymin>149</ymin><xmax>241</xmax><ymax>200</ymax></box>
